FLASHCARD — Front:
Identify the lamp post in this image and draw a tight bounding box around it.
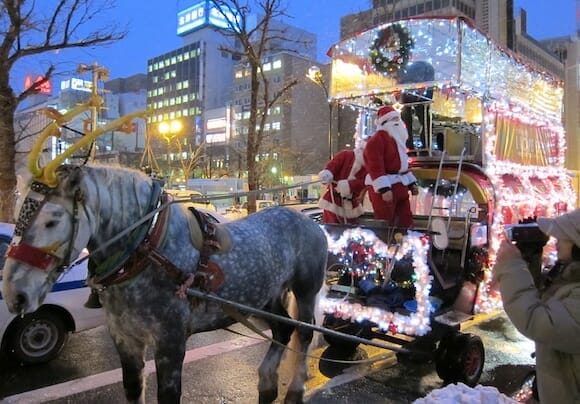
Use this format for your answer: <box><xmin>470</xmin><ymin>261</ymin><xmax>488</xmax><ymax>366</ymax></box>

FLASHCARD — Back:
<box><xmin>158</xmin><ymin>119</ymin><xmax>183</xmax><ymax>188</ymax></box>
<box><xmin>306</xmin><ymin>66</ymin><xmax>333</xmax><ymax>161</ymax></box>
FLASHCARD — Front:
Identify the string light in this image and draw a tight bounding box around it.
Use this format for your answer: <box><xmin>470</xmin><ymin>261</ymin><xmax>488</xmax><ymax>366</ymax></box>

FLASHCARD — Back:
<box><xmin>321</xmin><ymin>228</ymin><xmax>434</xmax><ymax>336</ymax></box>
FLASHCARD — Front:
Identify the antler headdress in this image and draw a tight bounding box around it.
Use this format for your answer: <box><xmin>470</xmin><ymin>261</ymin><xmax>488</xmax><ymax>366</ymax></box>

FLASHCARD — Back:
<box><xmin>28</xmin><ymin>92</ymin><xmax>150</xmax><ymax>187</ymax></box>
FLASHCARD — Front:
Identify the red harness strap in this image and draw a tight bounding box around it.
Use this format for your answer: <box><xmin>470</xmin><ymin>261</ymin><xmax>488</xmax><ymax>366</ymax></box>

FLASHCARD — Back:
<box><xmin>6</xmin><ymin>243</ymin><xmax>59</xmax><ymax>271</ymax></box>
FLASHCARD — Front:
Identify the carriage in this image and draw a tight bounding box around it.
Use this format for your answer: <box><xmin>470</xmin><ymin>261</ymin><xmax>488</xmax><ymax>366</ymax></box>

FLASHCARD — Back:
<box><xmin>2</xmin><ymin>15</ymin><xmax>575</xmax><ymax>403</ymax></box>
<box><xmin>317</xmin><ymin>16</ymin><xmax>575</xmax><ymax>386</ymax></box>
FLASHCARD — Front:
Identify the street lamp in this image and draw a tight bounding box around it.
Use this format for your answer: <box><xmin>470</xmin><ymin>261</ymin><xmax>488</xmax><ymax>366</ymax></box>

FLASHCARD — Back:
<box><xmin>306</xmin><ymin>66</ymin><xmax>333</xmax><ymax>160</ymax></box>
<box><xmin>158</xmin><ymin>119</ymin><xmax>183</xmax><ymax>188</ymax></box>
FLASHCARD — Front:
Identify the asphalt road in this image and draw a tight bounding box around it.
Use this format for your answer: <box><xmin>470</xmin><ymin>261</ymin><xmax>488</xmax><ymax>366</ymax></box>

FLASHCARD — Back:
<box><xmin>0</xmin><ymin>310</ymin><xmax>535</xmax><ymax>403</ymax></box>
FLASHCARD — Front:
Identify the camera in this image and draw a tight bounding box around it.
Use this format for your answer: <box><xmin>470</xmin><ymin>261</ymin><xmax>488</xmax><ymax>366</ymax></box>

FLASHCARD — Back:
<box><xmin>504</xmin><ymin>222</ymin><xmax>549</xmax><ymax>284</ymax></box>
<box><xmin>505</xmin><ymin>222</ymin><xmax>549</xmax><ymax>265</ymax></box>
<box><xmin>504</xmin><ymin>223</ymin><xmax>549</xmax><ymax>252</ymax></box>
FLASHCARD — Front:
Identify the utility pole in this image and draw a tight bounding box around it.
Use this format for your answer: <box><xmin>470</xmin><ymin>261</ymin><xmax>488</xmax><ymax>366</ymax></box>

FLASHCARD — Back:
<box><xmin>78</xmin><ymin>62</ymin><xmax>109</xmax><ymax>160</ymax></box>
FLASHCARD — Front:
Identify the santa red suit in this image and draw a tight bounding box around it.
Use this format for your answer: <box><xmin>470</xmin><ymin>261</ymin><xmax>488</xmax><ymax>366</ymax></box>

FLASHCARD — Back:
<box><xmin>363</xmin><ymin>105</ymin><xmax>417</xmax><ymax>227</ymax></box>
<box><xmin>318</xmin><ymin>149</ymin><xmax>367</xmax><ymax>224</ymax></box>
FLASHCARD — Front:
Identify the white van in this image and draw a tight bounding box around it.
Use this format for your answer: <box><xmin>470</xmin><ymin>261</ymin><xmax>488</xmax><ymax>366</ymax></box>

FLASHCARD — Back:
<box><xmin>0</xmin><ymin>222</ymin><xmax>105</xmax><ymax>364</ymax></box>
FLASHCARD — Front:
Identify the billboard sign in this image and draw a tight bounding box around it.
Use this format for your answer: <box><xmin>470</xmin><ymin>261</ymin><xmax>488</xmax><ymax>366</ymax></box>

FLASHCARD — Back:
<box><xmin>177</xmin><ymin>0</ymin><xmax>239</xmax><ymax>36</ymax></box>
<box><xmin>24</xmin><ymin>75</ymin><xmax>52</xmax><ymax>94</ymax></box>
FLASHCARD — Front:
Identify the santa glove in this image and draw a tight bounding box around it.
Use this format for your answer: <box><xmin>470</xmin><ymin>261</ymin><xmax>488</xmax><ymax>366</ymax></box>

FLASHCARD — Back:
<box><xmin>336</xmin><ymin>180</ymin><xmax>351</xmax><ymax>197</ymax></box>
<box><xmin>318</xmin><ymin>169</ymin><xmax>333</xmax><ymax>185</ymax></box>
<box><xmin>409</xmin><ymin>182</ymin><xmax>419</xmax><ymax>196</ymax></box>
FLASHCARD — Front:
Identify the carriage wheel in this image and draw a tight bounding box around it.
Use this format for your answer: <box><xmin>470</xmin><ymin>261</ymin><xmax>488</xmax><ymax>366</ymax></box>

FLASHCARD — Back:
<box><xmin>322</xmin><ymin>315</ymin><xmax>369</xmax><ymax>353</ymax></box>
<box><xmin>435</xmin><ymin>332</ymin><xmax>484</xmax><ymax>387</ymax></box>
<box><xmin>5</xmin><ymin>310</ymin><xmax>69</xmax><ymax>364</ymax></box>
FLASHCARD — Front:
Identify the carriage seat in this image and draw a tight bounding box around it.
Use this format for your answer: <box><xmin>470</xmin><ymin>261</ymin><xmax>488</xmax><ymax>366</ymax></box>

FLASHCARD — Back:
<box><xmin>412</xmin><ymin>216</ymin><xmax>466</xmax><ymax>251</ymax></box>
<box><xmin>188</xmin><ymin>207</ymin><xmax>232</xmax><ymax>254</ymax></box>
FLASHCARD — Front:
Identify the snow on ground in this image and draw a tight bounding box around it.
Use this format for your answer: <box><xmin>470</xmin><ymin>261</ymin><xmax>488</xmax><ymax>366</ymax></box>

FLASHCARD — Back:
<box><xmin>413</xmin><ymin>382</ymin><xmax>519</xmax><ymax>404</ymax></box>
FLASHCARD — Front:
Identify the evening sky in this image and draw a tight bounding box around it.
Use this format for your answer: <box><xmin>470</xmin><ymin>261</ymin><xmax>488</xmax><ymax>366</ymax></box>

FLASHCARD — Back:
<box><xmin>10</xmin><ymin>0</ymin><xmax>577</xmax><ymax>93</ymax></box>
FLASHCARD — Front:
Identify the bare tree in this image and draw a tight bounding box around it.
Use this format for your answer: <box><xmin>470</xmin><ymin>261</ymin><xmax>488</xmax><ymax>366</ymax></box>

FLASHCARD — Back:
<box><xmin>210</xmin><ymin>0</ymin><xmax>308</xmax><ymax>213</ymax></box>
<box><xmin>0</xmin><ymin>0</ymin><xmax>126</xmax><ymax>222</ymax></box>
<box><xmin>176</xmin><ymin>140</ymin><xmax>205</xmax><ymax>183</ymax></box>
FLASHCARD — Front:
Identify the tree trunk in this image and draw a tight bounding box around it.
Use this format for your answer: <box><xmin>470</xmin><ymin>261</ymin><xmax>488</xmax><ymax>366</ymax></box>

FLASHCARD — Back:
<box><xmin>0</xmin><ymin>77</ymin><xmax>18</xmax><ymax>223</ymax></box>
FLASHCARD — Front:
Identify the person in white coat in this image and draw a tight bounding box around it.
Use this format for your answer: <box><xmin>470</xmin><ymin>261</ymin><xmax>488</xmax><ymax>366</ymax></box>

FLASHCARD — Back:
<box><xmin>494</xmin><ymin>209</ymin><xmax>580</xmax><ymax>403</ymax></box>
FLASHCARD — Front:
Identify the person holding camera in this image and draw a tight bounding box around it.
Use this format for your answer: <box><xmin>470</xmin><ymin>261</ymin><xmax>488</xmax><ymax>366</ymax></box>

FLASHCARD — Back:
<box><xmin>494</xmin><ymin>209</ymin><xmax>580</xmax><ymax>403</ymax></box>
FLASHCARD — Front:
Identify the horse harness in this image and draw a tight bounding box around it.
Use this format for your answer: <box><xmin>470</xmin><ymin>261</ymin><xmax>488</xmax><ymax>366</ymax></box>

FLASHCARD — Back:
<box><xmin>10</xmin><ymin>178</ymin><xmax>225</xmax><ymax>301</ymax></box>
<box><xmin>7</xmin><ymin>181</ymin><xmax>84</xmax><ymax>276</ymax></box>
<box><xmin>91</xmin><ymin>189</ymin><xmax>225</xmax><ymax>301</ymax></box>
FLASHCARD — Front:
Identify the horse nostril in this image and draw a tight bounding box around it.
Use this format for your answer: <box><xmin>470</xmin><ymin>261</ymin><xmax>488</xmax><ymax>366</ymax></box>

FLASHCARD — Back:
<box><xmin>15</xmin><ymin>293</ymin><xmax>27</xmax><ymax>310</ymax></box>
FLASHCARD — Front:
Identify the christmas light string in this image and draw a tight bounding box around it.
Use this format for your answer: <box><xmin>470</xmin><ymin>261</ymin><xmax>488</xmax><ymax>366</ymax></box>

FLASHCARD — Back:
<box><xmin>320</xmin><ymin>227</ymin><xmax>434</xmax><ymax>336</ymax></box>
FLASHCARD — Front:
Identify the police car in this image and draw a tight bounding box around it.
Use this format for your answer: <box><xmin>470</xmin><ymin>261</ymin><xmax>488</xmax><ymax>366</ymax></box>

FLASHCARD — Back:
<box><xmin>0</xmin><ymin>222</ymin><xmax>105</xmax><ymax>364</ymax></box>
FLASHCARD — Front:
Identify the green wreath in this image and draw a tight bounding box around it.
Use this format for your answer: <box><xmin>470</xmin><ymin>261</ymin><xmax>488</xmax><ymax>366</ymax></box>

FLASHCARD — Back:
<box><xmin>369</xmin><ymin>23</ymin><xmax>414</xmax><ymax>77</ymax></box>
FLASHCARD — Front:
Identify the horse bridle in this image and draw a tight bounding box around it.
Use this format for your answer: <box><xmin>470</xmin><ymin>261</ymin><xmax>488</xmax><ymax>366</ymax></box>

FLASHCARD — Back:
<box><xmin>7</xmin><ymin>181</ymin><xmax>85</xmax><ymax>274</ymax></box>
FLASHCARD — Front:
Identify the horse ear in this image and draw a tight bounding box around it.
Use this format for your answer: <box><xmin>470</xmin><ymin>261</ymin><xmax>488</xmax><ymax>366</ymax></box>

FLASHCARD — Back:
<box><xmin>56</xmin><ymin>165</ymin><xmax>86</xmax><ymax>198</ymax></box>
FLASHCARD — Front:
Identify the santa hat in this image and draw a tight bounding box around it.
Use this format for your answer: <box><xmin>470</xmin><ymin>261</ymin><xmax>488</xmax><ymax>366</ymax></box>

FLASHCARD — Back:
<box><xmin>375</xmin><ymin>105</ymin><xmax>400</xmax><ymax>126</ymax></box>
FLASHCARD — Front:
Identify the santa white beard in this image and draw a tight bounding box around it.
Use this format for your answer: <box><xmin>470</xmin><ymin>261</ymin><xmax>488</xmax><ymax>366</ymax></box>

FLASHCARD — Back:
<box><xmin>377</xmin><ymin>119</ymin><xmax>408</xmax><ymax>149</ymax></box>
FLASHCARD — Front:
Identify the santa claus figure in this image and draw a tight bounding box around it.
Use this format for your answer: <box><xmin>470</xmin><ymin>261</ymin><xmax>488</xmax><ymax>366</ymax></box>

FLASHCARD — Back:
<box><xmin>318</xmin><ymin>147</ymin><xmax>367</xmax><ymax>224</ymax></box>
<box><xmin>363</xmin><ymin>105</ymin><xmax>418</xmax><ymax>227</ymax></box>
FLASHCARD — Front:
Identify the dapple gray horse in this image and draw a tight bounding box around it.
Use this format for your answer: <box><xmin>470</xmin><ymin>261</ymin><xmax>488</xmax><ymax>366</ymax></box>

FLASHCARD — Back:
<box><xmin>2</xmin><ymin>165</ymin><xmax>328</xmax><ymax>403</ymax></box>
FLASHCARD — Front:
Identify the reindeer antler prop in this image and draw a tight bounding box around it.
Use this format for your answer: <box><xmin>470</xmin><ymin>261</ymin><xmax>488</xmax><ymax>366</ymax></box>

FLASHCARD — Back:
<box><xmin>28</xmin><ymin>93</ymin><xmax>150</xmax><ymax>187</ymax></box>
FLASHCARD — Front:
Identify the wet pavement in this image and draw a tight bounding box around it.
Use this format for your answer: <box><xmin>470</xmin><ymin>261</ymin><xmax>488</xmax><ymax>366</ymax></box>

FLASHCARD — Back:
<box><xmin>1</xmin><ymin>311</ymin><xmax>536</xmax><ymax>403</ymax></box>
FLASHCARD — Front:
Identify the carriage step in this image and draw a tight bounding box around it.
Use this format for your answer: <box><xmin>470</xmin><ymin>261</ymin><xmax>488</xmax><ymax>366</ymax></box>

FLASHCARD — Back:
<box><xmin>434</xmin><ymin>310</ymin><xmax>473</xmax><ymax>327</ymax></box>
<box><xmin>329</xmin><ymin>284</ymin><xmax>357</xmax><ymax>295</ymax></box>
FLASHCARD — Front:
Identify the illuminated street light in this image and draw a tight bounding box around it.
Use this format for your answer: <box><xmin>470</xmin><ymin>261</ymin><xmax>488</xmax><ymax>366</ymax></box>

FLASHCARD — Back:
<box><xmin>306</xmin><ymin>66</ymin><xmax>333</xmax><ymax>161</ymax></box>
<box><xmin>158</xmin><ymin>119</ymin><xmax>183</xmax><ymax>187</ymax></box>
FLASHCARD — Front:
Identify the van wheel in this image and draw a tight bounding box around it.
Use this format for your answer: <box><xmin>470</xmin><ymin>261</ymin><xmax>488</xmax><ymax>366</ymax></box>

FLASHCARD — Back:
<box><xmin>6</xmin><ymin>310</ymin><xmax>68</xmax><ymax>364</ymax></box>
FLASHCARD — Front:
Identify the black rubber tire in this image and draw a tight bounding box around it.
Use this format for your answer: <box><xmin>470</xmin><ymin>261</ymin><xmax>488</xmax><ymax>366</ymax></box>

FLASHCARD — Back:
<box><xmin>435</xmin><ymin>332</ymin><xmax>485</xmax><ymax>387</ymax></box>
<box><xmin>322</xmin><ymin>315</ymin><xmax>368</xmax><ymax>353</ymax></box>
<box><xmin>6</xmin><ymin>310</ymin><xmax>68</xmax><ymax>364</ymax></box>
<box><xmin>435</xmin><ymin>331</ymin><xmax>457</xmax><ymax>382</ymax></box>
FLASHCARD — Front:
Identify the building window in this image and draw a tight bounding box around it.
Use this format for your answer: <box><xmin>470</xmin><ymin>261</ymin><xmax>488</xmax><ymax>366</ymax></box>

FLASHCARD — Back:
<box><xmin>183</xmin><ymin>80</ymin><xmax>189</xmax><ymax>89</ymax></box>
<box><xmin>177</xmin><ymin>82</ymin><xmax>182</xmax><ymax>90</ymax></box>
<box><xmin>171</xmin><ymin>56</ymin><xmax>176</xmax><ymax>65</ymax></box>
<box><xmin>273</xmin><ymin>59</ymin><xmax>282</xmax><ymax>69</ymax></box>
<box><xmin>272</xmin><ymin>121</ymin><xmax>281</xmax><ymax>130</ymax></box>
<box><xmin>263</xmin><ymin>62</ymin><xmax>272</xmax><ymax>71</ymax></box>
<box><xmin>235</xmin><ymin>70</ymin><xmax>243</xmax><ymax>78</ymax></box>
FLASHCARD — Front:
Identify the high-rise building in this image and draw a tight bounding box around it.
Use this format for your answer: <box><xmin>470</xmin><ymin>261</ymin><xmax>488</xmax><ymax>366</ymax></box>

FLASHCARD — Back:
<box><xmin>230</xmin><ymin>53</ymin><xmax>329</xmax><ymax>178</ymax></box>
<box><xmin>147</xmin><ymin>1</ymin><xmax>323</xmax><ymax>183</ymax></box>
<box><xmin>343</xmin><ymin>0</ymin><xmax>512</xmax><ymax>48</ymax></box>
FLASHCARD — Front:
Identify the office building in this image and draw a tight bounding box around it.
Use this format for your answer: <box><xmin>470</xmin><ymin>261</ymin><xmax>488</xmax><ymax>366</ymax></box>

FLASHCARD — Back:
<box><xmin>342</xmin><ymin>0</ymin><xmax>512</xmax><ymax>48</ymax></box>
<box><xmin>147</xmin><ymin>1</ymin><xmax>324</xmax><ymax>183</ymax></box>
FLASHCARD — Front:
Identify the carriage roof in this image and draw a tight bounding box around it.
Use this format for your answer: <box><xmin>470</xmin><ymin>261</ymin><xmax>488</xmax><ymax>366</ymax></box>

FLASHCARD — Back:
<box><xmin>328</xmin><ymin>16</ymin><xmax>564</xmax><ymax>121</ymax></box>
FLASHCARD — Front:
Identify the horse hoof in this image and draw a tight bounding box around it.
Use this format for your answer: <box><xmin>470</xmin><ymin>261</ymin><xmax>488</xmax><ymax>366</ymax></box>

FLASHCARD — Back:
<box><xmin>284</xmin><ymin>390</ymin><xmax>304</xmax><ymax>404</ymax></box>
<box><xmin>258</xmin><ymin>389</ymin><xmax>278</xmax><ymax>404</ymax></box>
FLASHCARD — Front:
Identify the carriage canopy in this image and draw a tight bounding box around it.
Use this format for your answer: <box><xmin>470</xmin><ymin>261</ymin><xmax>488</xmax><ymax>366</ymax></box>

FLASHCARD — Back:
<box><xmin>328</xmin><ymin>16</ymin><xmax>564</xmax><ymax>121</ymax></box>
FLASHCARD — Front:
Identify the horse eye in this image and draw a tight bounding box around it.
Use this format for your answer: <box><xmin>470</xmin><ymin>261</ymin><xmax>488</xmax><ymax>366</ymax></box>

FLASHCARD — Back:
<box><xmin>45</xmin><ymin>220</ymin><xmax>58</xmax><ymax>229</ymax></box>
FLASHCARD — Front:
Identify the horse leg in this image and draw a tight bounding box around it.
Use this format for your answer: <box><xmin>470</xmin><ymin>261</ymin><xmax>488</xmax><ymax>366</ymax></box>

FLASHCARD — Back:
<box><xmin>258</xmin><ymin>296</ymin><xmax>294</xmax><ymax>404</ymax></box>
<box><xmin>284</xmin><ymin>290</ymin><xmax>317</xmax><ymax>404</ymax></box>
<box><xmin>154</xmin><ymin>334</ymin><xmax>186</xmax><ymax>403</ymax></box>
<box><xmin>113</xmin><ymin>337</ymin><xmax>146</xmax><ymax>403</ymax></box>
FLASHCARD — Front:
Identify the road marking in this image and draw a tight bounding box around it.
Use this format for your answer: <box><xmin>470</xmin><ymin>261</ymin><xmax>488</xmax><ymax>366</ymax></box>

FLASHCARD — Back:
<box><xmin>2</xmin><ymin>331</ymin><xmax>271</xmax><ymax>404</ymax></box>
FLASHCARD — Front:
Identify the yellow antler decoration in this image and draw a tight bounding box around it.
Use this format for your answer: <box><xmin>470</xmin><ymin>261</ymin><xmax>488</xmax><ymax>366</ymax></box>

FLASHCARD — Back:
<box><xmin>28</xmin><ymin>92</ymin><xmax>150</xmax><ymax>187</ymax></box>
